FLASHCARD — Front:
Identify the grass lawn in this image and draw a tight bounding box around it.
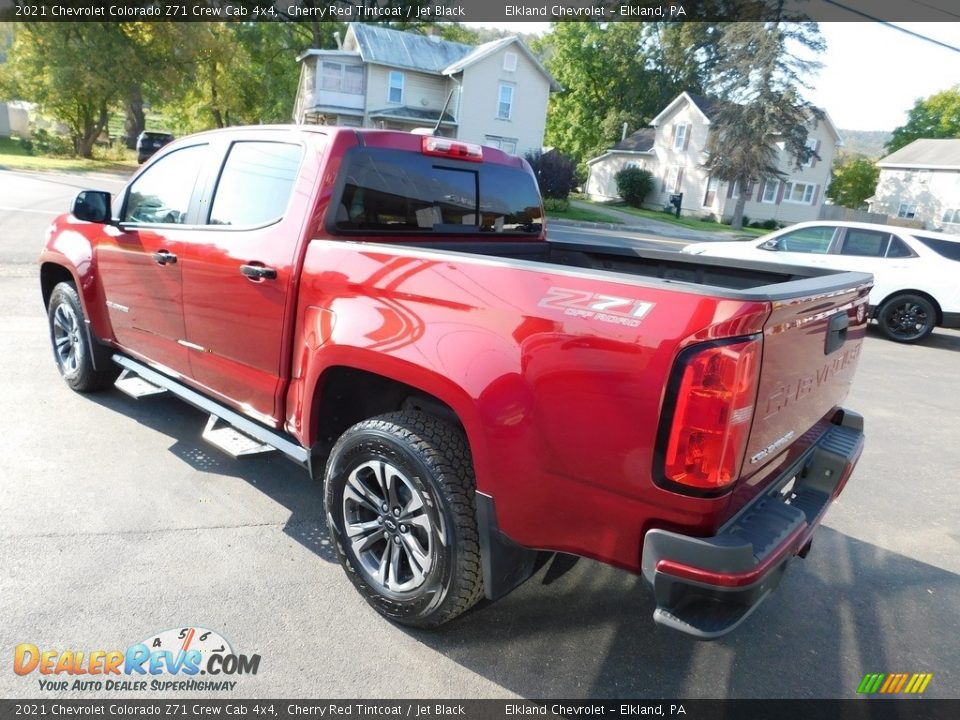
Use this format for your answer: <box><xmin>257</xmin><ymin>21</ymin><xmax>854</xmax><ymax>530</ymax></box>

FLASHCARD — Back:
<box><xmin>547</xmin><ymin>205</ymin><xmax>624</xmax><ymax>224</ymax></box>
<box><xmin>575</xmin><ymin>197</ymin><xmax>769</xmax><ymax>236</ymax></box>
<box><xmin>0</xmin><ymin>137</ymin><xmax>137</xmax><ymax>175</ymax></box>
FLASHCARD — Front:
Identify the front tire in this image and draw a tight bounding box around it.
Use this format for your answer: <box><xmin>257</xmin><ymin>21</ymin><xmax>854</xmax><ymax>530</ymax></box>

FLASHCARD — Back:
<box><xmin>324</xmin><ymin>411</ymin><xmax>483</xmax><ymax>628</ymax></box>
<box><xmin>47</xmin><ymin>282</ymin><xmax>118</xmax><ymax>392</ymax></box>
<box><xmin>877</xmin><ymin>293</ymin><xmax>936</xmax><ymax>343</ymax></box>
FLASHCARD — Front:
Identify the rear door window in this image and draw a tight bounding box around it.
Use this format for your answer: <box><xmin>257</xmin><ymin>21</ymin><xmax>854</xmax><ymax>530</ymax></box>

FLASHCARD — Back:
<box><xmin>837</xmin><ymin>229</ymin><xmax>890</xmax><ymax>257</ymax></box>
<box><xmin>332</xmin><ymin>148</ymin><xmax>542</xmax><ymax>234</ymax></box>
<box><xmin>208</xmin><ymin>141</ymin><xmax>303</xmax><ymax>227</ymax></box>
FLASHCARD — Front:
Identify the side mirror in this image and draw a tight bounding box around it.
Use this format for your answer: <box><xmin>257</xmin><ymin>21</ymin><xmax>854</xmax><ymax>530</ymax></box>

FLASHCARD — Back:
<box><xmin>72</xmin><ymin>190</ymin><xmax>112</xmax><ymax>224</ymax></box>
<box><xmin>759</xmin><ymin>239</ymin><xmax>780</xmax><ymax>251</ymax></box>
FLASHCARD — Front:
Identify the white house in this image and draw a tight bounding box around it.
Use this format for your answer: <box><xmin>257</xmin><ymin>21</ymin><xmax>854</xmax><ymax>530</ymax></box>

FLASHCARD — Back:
<box><xmin>869</xmin><ymin>139</ymin><xmax>960</xmax><ymax>236</ymax></box>
<box><xmin>293</xmin><ymin>24</ymin><xmax>559</xmax><ymax>157</ymax></box>
<box><xmin>585</xmin><ymin>92</ymin><xmax>842</xmax><ymax>225</ymax></box>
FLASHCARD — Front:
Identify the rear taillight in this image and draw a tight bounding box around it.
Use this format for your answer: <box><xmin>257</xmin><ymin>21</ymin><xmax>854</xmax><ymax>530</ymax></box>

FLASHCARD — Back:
<box><xmin>421</xmin><ymin>136</ymin><xmax>483</xmax><ymax>162</ymax></box>
<box><xmin>660</xmin><ymin>337</ymin><xmax>761</xmax><ymax>492</ymax></box>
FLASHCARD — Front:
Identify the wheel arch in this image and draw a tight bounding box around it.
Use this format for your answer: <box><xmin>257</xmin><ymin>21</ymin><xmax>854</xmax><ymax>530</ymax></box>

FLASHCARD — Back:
<box><xmin>876</xmin><ymin>289</ymin><xmax>943</xmax><ymax>325</ymax></box>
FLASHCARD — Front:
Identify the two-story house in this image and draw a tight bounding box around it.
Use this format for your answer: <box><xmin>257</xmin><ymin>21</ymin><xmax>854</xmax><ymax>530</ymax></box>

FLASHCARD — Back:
<box><xmin>585</xmin><ymin>92</ymin><xmax>841</xmax><ymax>225</ymax></box>
<box><xmin>294</xmin><ymin>23</ymin><xmax>558</xmax><ymax>157</ymax></box>
<box><xmin>869</xmin><ymin>139</ymin><xmax>960</xmax><ymax>236</ymax></box>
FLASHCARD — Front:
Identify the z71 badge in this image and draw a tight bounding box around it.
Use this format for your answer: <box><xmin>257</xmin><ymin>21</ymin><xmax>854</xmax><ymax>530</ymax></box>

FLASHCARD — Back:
<box><xmin>538</xmin><ymin>287</ymin><xmax>655</xmax><ymax>328</ymax></box>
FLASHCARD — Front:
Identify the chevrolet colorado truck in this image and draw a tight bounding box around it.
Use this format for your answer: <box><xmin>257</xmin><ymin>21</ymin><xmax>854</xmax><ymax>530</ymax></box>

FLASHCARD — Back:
<box><xmin>40</xmin><ymin>126</ymin><xmax>869</xmax><ymax>638</ymax></box>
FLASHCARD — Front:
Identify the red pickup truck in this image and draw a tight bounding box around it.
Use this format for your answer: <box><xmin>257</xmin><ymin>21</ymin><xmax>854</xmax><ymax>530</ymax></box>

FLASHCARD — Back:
<box><xmin>40</xmin><ymin>126</ymin><xmax>869</xmax><ymax>639</ymax></box>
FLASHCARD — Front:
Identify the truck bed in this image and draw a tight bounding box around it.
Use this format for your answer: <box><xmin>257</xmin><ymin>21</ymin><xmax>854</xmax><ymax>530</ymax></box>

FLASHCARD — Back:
<box><xmin>408</xmin><ymin>239</ymin><xmax>871</xmax><ymax>299</ymax></box>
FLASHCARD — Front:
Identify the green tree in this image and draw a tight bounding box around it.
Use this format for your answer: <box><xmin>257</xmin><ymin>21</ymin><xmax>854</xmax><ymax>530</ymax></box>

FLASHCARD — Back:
<box><xmin>886</xmin><ymin>86</ymin><xmax>960</xmax><ymax>154</ymax></box>
<box><xmin>0</xmin><ymin>23</ymin><xmax>139</xmax><ymax>157</ymax></box>
<box><xmin>827</xmin><ymin>155</ymin><xmax>879</xmax><ymax>209</ymax></box>
<box><xmin>704</xmin><ymin>20</ymin><xmax>826</xmax><ymax>229</ymax></box>
<box><xmin>536</xmin><ymin>22</ymin><xmax>718</xmax><ymax>168</ymax></box>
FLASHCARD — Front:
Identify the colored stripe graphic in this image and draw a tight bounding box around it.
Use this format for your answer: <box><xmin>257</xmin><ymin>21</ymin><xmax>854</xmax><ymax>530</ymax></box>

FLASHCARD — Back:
<box><xmin>858</xmin><ymin>672</ymin><xmax>932</xmax><ymax>694</ymax></box>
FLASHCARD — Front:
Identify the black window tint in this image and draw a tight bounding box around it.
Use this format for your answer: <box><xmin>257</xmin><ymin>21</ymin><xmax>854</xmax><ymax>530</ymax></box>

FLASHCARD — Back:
<box><xmin>124</xmin><ymin>144</ymin><xmax>207</xmax><ymax>224</ymax></box>
<box><xmin>840</xmin><ymin>229</ymin><xmax>889</xmax><ymax>257</ymax></box>
<box><xmin>886</xmin><ymin>236</ymin><xmax>915</xmax><ymax>258</ymax></box>
<box><xmin>209</xmin><ymin>142</ymin><xmax>302</xmax><ymax>227</ymax></box>
<box><xmin>914</xmin><ymin>234</ymin><xmax>960</xmax><ymax>262</ymax></box>
<box><xmin>334</xmin><ymin>148</ymin><xmax>542</xmax><ymax>234</ymax></box>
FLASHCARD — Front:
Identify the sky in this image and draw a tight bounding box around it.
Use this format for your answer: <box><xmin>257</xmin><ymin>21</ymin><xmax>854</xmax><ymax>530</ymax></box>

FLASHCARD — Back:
<box><xmin>465</xmin><ymin>21</ymin><xmax>960</xmax><ymax>132</ymax></box>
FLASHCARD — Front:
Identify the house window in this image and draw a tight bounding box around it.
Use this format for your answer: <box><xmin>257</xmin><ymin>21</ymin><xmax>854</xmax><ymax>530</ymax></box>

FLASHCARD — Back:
<box><xmin>703</xmin><ymin>177</ymin><xmax>719</xmax><ymax>206</ymax></box>
<box><xmin>762</xmin><ymin>179</ymin><xmax>780</xmax><ymax>203</ymax></box>
<box><xmin>673</xmin><ymin>123</ymin><xmax>689</xmax><ymax>151</ymax></box>
<box><xmin>663</xmin><ymin>166</ymin><xmax>681</xmax><ymax>193</ymax></box>
<box><xmin>388</xmin><ymin>71</ymin><xmax>404</xmax><ymax>104</ymax></box>
<box><xmin>801</xmin><ymin>137</ymin><xmax>818</xmax><ymax>167</ymax></box>
<box><xmin>897</xmin><ymin>203</ymin><xmax>917</xmax><ymax>219</ymax></box>
<box><xmin>943</xmin><ymin>209</ymin><xmax>960</xmax><ymax>225</ymax></box>
<box><xmin>484</xmin><ymin>135</ymin><xmax>518</xmax><ymax>154</ymax></box>
<box><xmin>503</xmin><ymin>52</ymin><xmax>518</xmax><ymax>72</ymax></box>
<box><xmin>498</xmin><ymin>84</ymin><xmax>514</xmax><ymax>119</ymax></box>
<box><xmin>320</xmin><ymin>62</ymin><xmax>364</xmax><ymax>95</ymax></box>
<box><xmin>783</xmin><ymin>181</ymin><xmax>817</xmax><ymax>204</ymax></box>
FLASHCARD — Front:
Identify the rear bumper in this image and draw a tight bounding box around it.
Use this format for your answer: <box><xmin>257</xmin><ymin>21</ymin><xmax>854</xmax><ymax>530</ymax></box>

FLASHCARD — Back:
<box><xmin>641</xmin><ymin>409</ymin><xmax>864</xmax><ymax>639</ymax></box>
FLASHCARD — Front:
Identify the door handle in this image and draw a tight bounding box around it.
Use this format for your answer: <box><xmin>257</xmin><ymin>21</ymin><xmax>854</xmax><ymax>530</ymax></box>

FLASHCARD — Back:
<box><xmin>152</xmin><ymin>250</ymin><xmax>177</xmax><ymax>265</ymax></box>
<box><xmin>239</xmin><ymin>264</ymin><xmax>277</xmax><ymax>280</ymax></box>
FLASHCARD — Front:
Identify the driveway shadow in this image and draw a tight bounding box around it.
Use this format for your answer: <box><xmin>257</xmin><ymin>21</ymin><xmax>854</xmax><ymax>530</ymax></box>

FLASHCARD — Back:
<box><xmin>866</xmin><ymin>323</ymin><xmax>960</xmax><ymax>351</ymax></box>
<box><xmin>87</xmin><ymin>389</ymin><xmax>337</xmax><ymax>563</ymax></box>
<box><xmin>403</xmin><ymin>528</ymin><xmax>959</xmax><ymax>698</ymax></box>
<box><xmin>85</xmin><ymin>390</ymin><xmax>960</xmax><ymax>699</ymax></box>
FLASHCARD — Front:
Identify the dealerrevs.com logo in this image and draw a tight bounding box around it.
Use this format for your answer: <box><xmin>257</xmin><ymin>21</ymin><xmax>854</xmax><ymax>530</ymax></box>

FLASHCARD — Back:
<box><xmin>14</xmin><ymin>627</ymin><xmax>260</xmax><ymax>692</ymax></box>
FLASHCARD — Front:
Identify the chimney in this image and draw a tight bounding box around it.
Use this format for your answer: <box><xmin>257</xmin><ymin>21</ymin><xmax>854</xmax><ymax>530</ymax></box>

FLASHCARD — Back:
<box><xmin>333</xmin><ymin>31</ymin><xmax>342</xmax><ymax>50</ymax></box>
<box><xmin>622</xmin><ymin>122</ymin><xmax>628</xmax><ymax>141</ymax></box>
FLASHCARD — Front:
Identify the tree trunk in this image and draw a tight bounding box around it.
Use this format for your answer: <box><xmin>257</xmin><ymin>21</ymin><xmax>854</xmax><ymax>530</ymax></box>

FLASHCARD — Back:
<box><xmin>78</xmin><ymin>102</ymin><xmax>109</xmax><ymax>159</ymax></box>
<box><xmin>123</xmin><ymin>84</ymin><xmax>145</xmax><ymax>150</ymax></box>
<box><xmin>209</xmin><ymin>62</ymin><xmax>225</xmax><ymax>128</ymax></box>
<box><xmin>730</xmin><ymin>178</ymin><xmax>749</xmax><ymax>230</ymax></box>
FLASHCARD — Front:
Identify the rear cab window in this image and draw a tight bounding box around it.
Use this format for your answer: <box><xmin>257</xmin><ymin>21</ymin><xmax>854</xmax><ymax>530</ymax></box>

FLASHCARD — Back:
<box><xmin>329</xmin><ymin>147</ymin><xmax>542</xmax><ymax>236</ymax></box>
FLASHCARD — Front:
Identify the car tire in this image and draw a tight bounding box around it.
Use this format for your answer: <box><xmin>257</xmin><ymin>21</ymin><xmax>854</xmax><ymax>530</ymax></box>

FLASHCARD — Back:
<box><xmin>47</xmin><ymin>282</ymin><xmax>119</xmax><ymax>392</ymax></box>
<box><xmin>324</xmin><ymin>411</ymin><xmax>483</xmax><ymax>628</ymax></box>
<box><xmin>876</xmin><ymin>293</ymin><xmax>937</xmax><ymax>343</ymax></box>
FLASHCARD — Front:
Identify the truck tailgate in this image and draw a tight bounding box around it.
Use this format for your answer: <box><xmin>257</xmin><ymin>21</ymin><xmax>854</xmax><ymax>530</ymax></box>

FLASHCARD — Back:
<box><xmin>744</xmin><ymin>280</ymin><xmax>871</xmax><ymax>482</ymax></box>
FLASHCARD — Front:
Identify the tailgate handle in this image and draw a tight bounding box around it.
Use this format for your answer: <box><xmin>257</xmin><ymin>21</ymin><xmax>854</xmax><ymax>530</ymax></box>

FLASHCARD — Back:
<box><xmin>825</xmin><ymin>312</ymin><xmax>848</xmax><ymax>355</ymax></box>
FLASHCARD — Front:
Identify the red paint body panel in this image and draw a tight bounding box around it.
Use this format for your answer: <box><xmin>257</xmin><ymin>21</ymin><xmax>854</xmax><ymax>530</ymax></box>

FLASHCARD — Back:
<box><xmin>40</xmin><ymin>126</ymin><xmax>870</xmax><ymax>577</ymax></box>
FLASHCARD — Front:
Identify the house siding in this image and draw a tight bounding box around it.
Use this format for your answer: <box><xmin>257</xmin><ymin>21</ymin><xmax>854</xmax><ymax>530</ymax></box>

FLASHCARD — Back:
<box><xmin>720</xmin><ymin>119</ymin><xmax>836</xmax><ymax>225</ymax></box>
<box><xmin>456</xmin><ymin>47</ymin><xmax>550</xmax><ymax>157</ymax></box>
<box><xmin>365</xmin><ymin>64</ymin><xmax>454</xmax><ymax>119</ymax></box>
<box><xmin>649</xmin><ymin>101</ymin><xmax>711</xmax><ymax>213</ymax></box>
<box><xmin>583</xmin><ymin>93</ymin><xmax>840</xmax><ymax>226</ymax></box>
<box><xmin>870</xmin><ymin>168</ymin><xmax>960</xmax><ymax>236</ymax></box>
<box><xmin>585</xmin><ymin>153</ymin><xmax>654</xmax><ymax>201</ymax></box>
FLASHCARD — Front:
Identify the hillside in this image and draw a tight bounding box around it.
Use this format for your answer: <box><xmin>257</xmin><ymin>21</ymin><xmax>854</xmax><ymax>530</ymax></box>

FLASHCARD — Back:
<box><xmin>838</xmin><ymin>129</ymin><xmax>892</xmax><ymax>159</ymax></box>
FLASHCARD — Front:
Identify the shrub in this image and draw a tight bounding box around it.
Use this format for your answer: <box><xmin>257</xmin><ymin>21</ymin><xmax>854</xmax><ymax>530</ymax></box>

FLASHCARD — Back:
<box><xmin>615</xmin><ymin>167</ymin><xmax>655</xmax><ymax>208</ymax></box>
<box><xmin>543</xmin><ymin>197</ymin><xmax>570</xmax><ymax>212</ymax></box>
<box><xmin>525</xmin><ymin>150</ymin><xmax>578</xmax><ymax>200</ymax></box>
<box><xmin>700</xmin><ymin>214</ymin><xmax>717</xmax><ymax>223</ymax></box>
<box><xmin>30</xmin><ymin>128</ymin><xmax>72</xmax><ymax>157</ymax></box>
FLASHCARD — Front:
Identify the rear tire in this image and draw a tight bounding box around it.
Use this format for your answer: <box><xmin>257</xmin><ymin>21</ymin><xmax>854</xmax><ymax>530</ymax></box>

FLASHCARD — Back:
<box><xmin>324</xmin><ymin>411</ymin><xmax>483</xmax><ymax>628</ymax></box>
<box><xmin>47</xmin><ymin>282</ymin><xmax>118</xmax><ymax>392</ymax></box>
<box><xmin>876</xmin><ymin>293</ymin><xmax>936</xmax><ymax>343</ymax></box>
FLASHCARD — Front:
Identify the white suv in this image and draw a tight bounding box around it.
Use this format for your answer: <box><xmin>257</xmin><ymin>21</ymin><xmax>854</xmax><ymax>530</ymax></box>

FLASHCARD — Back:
<box><xmin>683</xmin><ymin>221</ymin><xmax>960</xmax><ymax>343</ymax></box>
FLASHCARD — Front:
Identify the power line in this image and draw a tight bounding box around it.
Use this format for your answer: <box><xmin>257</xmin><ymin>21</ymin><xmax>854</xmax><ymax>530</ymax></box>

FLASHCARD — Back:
<box><xmin>821</xmin><ymin>0</ymin><xmax>960</xmax><ymax>53</ymax></box>
<box><xmin>903</xmin><ymin>0</ymin><xmax>960</xmax><ymax>21</ymax></box>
